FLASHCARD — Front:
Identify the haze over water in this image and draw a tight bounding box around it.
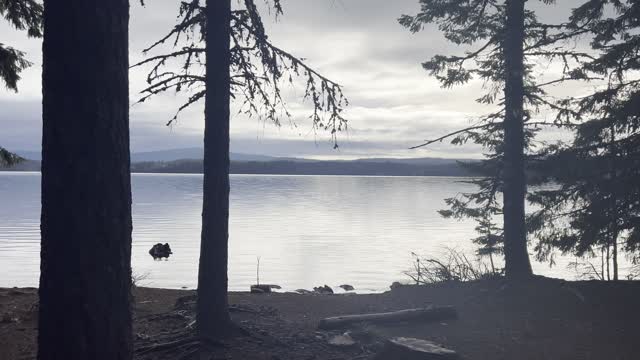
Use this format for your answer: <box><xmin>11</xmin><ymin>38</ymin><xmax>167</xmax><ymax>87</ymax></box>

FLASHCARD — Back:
<box><xmin>1</xmin><ymin>172</ymin><xmax>582</xmax><ymax>292</ymax></box>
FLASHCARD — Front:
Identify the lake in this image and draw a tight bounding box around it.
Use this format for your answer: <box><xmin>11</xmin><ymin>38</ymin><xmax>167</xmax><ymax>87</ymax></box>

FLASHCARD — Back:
<box><xmin>0</xmin><ymin>172</ymin><xmax>580</xmax><ymax>293</ymax></box>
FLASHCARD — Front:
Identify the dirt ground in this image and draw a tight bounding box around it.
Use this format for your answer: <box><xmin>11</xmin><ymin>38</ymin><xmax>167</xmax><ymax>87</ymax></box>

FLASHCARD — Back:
<box><xmin>2</xmin><ymin>278</ymin><xmax>640</xmax><ymax>359</ymax></box>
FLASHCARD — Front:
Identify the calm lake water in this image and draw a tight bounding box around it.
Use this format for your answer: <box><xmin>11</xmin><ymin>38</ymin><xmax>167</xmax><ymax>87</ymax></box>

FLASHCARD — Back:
<box><xmin>0</xmin><ymin>172</ymin><xmax>580</xmax><ymax>292</ymax></box>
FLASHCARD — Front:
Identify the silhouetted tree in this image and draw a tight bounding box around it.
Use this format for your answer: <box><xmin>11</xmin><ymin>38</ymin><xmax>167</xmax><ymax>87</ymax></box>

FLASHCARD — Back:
<box><xmin>134</xmin><ymin>0</ymin><xmax>347</xmax><ymax>341</ymax></box>
<box><xmin>39</xmin><ymin>0</ymin><xmax>132</xmax><ymax>359</ymax></box>
<box><xmin>529</xmin><ymin>0</ymin><xmax>640</xmax><ymax>280</ymax></box>
<box><xmin>198</xmin><ymin>0</ymin><xmax>232</xmax><ymax>338</ymax></box>
<box><xmin>500</xmin><ymin>0</ymin><xmax>531</xmax><ymax>278</ymax></box>
<box><xmin>0</xmin><ymin>0</ymin><xmax>42</xmax><ymax>165</ymax></box>
<box><xmin>400</xmin><ymin>0</ymin><xmax>593</xmax><ymax>278</ymax></box>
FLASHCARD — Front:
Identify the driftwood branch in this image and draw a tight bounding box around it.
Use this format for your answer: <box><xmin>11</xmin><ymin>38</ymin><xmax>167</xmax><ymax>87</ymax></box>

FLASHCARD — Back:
<box><xmin>374</xmin><ymin>337</ymin><xmax>459</xmax><ymax>360</ymax></box>
<box><xmin>317</xmin><ymin>306</ymin><xmax>457</xmax><ymax>330</ymax></box>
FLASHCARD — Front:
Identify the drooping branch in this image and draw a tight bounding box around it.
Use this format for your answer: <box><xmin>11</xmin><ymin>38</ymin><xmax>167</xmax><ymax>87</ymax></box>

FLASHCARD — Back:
<box><xmin>133</xmin><ymin>0</ymin><xmax>348</xmax><ymax>146</ymax></box>
<box><xmin>410</xmin><ymin>121</ymin><xmax>569</xmax><ymax>150</ymax></box>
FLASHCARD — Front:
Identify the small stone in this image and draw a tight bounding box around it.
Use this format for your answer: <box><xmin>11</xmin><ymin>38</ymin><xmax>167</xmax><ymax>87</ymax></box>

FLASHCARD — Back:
<box><xmin>328</xmin><ymin>333</ymin><xmax>357</xmax><ymax>347</ymax></box>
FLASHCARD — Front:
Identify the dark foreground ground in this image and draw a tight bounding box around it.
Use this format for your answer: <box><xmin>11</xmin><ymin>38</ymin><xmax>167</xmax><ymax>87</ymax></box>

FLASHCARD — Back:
<box><xmin>2</xmin><ymin>278</ymin><xmax>640</xmax><ymax>359</ymax></box>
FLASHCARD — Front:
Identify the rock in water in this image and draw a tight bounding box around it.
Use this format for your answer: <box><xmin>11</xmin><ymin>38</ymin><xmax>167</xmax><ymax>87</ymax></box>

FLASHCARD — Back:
<box><xmin>375</xmin><ymin>337</ymin><xmax>458</xmax><ymax>360</ymax></box>
<box><xmin>339</xmin><ymin>284</ymin><xmax>355</xmax><ymax>291</ymax></box>
<box><xmin>149</xmin><ymin>243</ymin><xmax>172</xmax><ymax>260</ymax></box>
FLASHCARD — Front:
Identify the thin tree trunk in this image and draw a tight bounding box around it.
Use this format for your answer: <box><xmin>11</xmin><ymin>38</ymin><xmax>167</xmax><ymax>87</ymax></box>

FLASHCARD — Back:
<box><xmin>601</xmin><ymin>246</ymin><xmax>605</xmax><ymax>280</ymax></box>
<box><xmin>606</xmin><ymin>244</ymin><xmax>611</xmax><ymax>281</ymax></box>
<box><xmin>609</xmin><ymin>126</ymin><xmax>619</xmax><ymax>281</ymax></box>
<box><xmin>196</xmin><ymin>0</ymin><xmax>232</xmax><ymax>339</ymax></box>
<box><xmin>613</xmin><ymin>238</ymin><xmax>618</xmax><ymax>281</ymax></box>
<box><xmin>502</xmin><ymin>0</ymin><xmax>533</xmax><ymax>279</ymax></box>
<box><xmin>489</xmin><ymin>253</ymin><xmax>496</xmax><ymax>275</ymax></box>
<box><xmin>39</xmin><ymin>1</ymin><xmax>132</xmax><ymax>359</ymax></box>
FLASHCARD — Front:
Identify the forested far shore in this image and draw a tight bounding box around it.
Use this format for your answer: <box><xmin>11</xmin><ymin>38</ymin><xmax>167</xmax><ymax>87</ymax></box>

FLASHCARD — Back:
<box><xmin>1</xmin><ymin>158</ymin><xmax>476</xmax><ymax>176</ymax></box>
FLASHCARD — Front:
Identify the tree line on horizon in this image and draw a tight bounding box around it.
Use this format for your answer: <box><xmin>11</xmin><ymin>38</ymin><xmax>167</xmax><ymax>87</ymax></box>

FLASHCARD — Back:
<box><xmin>1</xmin><ymin>0</ymin><xmax>640</xmax><ymax>358</ymax></box>
<box><xmin>1</xmin><ymin>157</ymin><xmax>476</xmax><ymax>176</ymax></box>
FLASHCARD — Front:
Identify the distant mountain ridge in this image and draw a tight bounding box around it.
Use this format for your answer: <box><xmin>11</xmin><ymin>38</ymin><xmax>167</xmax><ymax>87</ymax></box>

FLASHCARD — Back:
<box><xmin>14</xmin><ymin>147</ymin><xmax>473</xmax><ymax>164</ymax></box>
<box><xmin>14</xmin><ymin>148</ymin><xmax>284</xmax><ymax>162</ymax></box>
<box><xmin>6</xmin><ymin>148</ymin><xmax>477</xmax><ymax>176</ymax></box>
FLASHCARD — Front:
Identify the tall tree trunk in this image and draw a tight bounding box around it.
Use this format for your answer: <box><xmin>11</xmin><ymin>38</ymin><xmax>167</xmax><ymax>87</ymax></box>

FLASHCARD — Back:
<box><xmin>502</xmin><ymin>0</ymin><xmax>533</xmax><ymax>279</ymax></box>
<box><xmin>601</xmin><ymin>247</ymin><xmax>605</xmax><ymax>280</ymax></box>
<box><xmin>39</xmin><ymin>1</ymin><xmax>132</xmax><ymax>359</ymax></box>
<box><xmin>609</xmin><ymin>126</ymin><xmax>619</xmax><ymax>281</ymax></box>
<box><xmin>196</xmin><ymin>0</ymin><xmax>232</xmax><ymax>339</ymax></box>
<box><xmin>612</xmin><ymin>238</ymin><xmax>618</xmax><ymax>280</ymax></box>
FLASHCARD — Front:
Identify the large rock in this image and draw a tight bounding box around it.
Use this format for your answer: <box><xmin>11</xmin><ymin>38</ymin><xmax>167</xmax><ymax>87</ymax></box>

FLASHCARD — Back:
<box><xmin>149</xmin><ymin>243</ymin><xmax>172</xmax><ymax>260</ymax></box>
<box><xmin>374</xmin><ymin>337</ymin><xmax>458</xmax><ymax>360</ymax></box>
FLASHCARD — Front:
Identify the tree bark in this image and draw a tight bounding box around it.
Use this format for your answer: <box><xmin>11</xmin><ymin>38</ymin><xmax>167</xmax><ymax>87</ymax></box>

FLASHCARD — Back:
<box><xmin>39</xmin><ymin>1</ymin><xmax>132</xmax><ymax>359</ymax></box>
<box><xmin>502</xmin><ymin>0</ymin><xmax>533</xmax><ymax>279</ymax></box>
<box><xmin>196</xmin><ymin>0</ymin><xmax>232</xmax><ymax>339</ymax></box>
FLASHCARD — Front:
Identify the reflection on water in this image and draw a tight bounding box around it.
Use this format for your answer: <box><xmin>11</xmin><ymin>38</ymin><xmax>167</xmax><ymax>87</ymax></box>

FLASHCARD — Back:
<box><xmin>1</xmin><ymin>172</ymin><xmax>572</xmax><ymax>292</ymax></box>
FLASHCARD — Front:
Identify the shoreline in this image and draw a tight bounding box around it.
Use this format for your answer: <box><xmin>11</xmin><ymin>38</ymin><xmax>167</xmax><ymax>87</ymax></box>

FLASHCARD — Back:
<box><xmin>3</xmin><ymin>278</ymin><xmax>640</xmax><ymax>359</ymax></box>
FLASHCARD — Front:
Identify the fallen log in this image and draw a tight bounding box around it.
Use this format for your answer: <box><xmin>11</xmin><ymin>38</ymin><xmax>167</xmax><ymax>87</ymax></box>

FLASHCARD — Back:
<box><xmin>318</xmin><ymin>306</ymin><xmax>456</xmax><ymax>330</ymax></box>
<box><xmin>250</xmin><ymin>285</ymin><xmax>271</xmax><ymax>293</ymax></box>
<box><xmin>374</xmin><ymin>337</ymin><xmax>458</xmax><ymax>360</ymax></box>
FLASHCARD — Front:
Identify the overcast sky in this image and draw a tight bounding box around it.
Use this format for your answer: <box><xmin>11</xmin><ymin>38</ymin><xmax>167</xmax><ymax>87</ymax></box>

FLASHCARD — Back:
<box><xmin>0</xmin><ymin>0</ymin><xmax>586</xmax><ymax>159</ymax></box>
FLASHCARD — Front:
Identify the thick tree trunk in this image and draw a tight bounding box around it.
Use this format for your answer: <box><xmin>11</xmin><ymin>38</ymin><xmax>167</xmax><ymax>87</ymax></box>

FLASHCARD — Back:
<box><xmin>196</xmin><ymin>0</ymin><xmax>232</xmax><ymax>339</ymax></box>
<box><xmin>39</xmin><ymin>1</ymin><xmax>132</xmax><ymax>359</ymax></box>
<box><xmin>502</xmin><ymin>0</ymin><xmax>533</xmax><ymax>279</ymax></box>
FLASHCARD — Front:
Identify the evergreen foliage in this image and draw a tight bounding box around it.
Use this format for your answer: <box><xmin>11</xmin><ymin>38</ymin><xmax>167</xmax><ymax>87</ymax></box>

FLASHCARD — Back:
<box><xmin>0</xmin><ymin>146</ymin><xmax>23</xmax><ymax>167</ymax></box>
<box><xmin>400</xmin><ymin>0</ymin><xmax>592</xmax><ymax>276</ymax></box>
<box><xmin>0</xmin><ymin>0</ymin><xmax>42</xmax><ymax>91</ymax></box>
<box><xmin>529</xmin><ymin>0</ymin><xmax>640</xmax><ymax>280</ymax></box>
<box><xmin>0</xmin><ymin>0</ymin><xmax>42</xmax><ymax>166</ymax></box>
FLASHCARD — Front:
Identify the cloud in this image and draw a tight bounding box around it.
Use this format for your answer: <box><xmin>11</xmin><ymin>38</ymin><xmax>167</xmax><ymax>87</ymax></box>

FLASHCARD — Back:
<box><xmin>0</xmin><ymin>0</ymin><xmax>586</xmax><ymax>158</ymax></box>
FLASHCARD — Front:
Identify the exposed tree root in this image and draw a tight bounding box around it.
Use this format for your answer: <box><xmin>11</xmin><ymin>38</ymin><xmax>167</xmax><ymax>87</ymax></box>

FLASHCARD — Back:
<box><xmin>135</xmin><ymin>330</ymin><xmax>227</xmax><ymax>360</ymax></box>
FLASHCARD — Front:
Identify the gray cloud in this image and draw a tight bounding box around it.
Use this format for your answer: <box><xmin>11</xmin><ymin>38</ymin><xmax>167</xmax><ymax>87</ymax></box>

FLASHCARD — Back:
<box><xmin>0</xmin><ymin>0</ymin><xmax>586</xmax><ymax>158</ymax></box>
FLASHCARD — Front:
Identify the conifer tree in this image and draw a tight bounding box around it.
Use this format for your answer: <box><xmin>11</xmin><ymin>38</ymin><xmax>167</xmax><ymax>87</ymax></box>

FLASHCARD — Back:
<box><xmin>134</xmin><ymin>0</ymin><xmax>347</xmax><ymax>343</ymax></box>
<box><xmin>400</xmin><ymin>0</ymin><xmax>592</xmax><ymax>278</ymax></box>
<box><xmin>529</xmin><ymin>0</ymin><xmax>640</xmax><ymax>280</ymax></box>
<box><xmin>0</xmin><ymin>0</ymin><xmax>42</xmax><ymax>166</ymax></box>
